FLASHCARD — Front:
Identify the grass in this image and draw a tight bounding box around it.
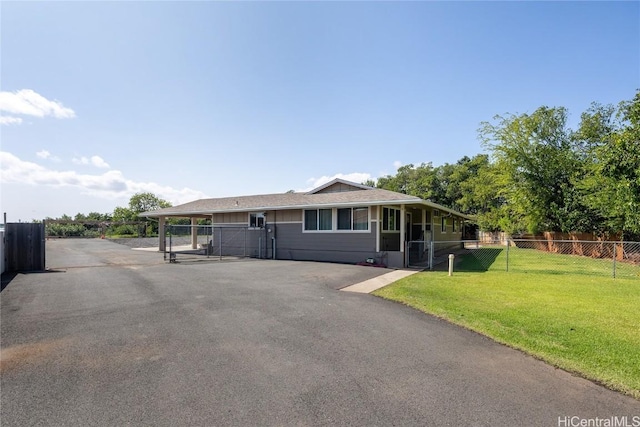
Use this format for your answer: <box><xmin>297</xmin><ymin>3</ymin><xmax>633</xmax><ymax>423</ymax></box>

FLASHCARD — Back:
<box><xmin>373</xmin><ymin>247</ymin><xmax>640</xmax><ymax>399</ymax></box>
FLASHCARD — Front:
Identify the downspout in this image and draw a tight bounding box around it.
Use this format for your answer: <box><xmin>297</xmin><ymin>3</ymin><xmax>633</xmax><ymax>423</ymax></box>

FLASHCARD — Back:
<box><xmin>271</xmin><ymin>210</ymin><xmax>276</xmax><ymax>260</ymax></box>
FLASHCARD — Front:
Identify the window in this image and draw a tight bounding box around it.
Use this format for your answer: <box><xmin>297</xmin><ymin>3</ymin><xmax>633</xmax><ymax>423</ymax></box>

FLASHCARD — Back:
<box><xmin>441</xmin><ymin>216</ymin><xmax>447</xmax><ymax>233</ymax></box>
<box><xmin>304</xmin><ymin>210</ymin><xmax>317</xmax><ymax>231</ymax></box>
<box><xmin>304</xmin><ymin>207</ymin><xmax>369</xmax><ymax>232</ymax></box>
<box><xmin>337</xmin><ymin>208</ymin><xmax>351</xmax><ymax>230</ymax></box>
<box><xmin>304</xmin><ymin>209</ymin><xmax>332</xmax><ymax>231</ymax></box>
<box><xmin>382</xmin><ymin>207</ymin><xmax>401</xmax><ymax>232</ymax></box>
<box><xmin>319</xmin><ymin>209</ymin><xmax>332</xmax><ymax>230</ymax></box>
<box><xmin>353</xmin><ymin>207</ymin><xmax>368</xmax><ymax>230</ymax></box>
<box><xmin>337</xmin><ymin>207</ymin><xmax>369</xmax><ymax>231</ymax></box>
<box><xmin>452</xmin><ymin>219</ymin><xmax>457</xmax><ymax>232</ymax></box>
<box><xmin>433</xmin><ymin>209</ymin><xmax>440</xmax><ymax>217</ymax></box>
<box><xmin>249</xmin><ymin>212</ymin><xmax>265</xmax><ymax>228</ymax></box>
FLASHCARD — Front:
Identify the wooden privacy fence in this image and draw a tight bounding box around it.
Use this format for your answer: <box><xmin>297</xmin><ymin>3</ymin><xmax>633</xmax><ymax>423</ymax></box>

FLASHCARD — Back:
<box><xmin>4</xmin><ymin>223</ymin><xmax>46</xmax><ymax>272</ymax></box>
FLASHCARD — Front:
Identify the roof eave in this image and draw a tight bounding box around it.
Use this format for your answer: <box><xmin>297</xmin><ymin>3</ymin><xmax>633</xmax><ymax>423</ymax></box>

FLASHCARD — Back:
<box><xmin>140</xmin><ymin>198</ymin><xmax>475</xmax><ymax>219</ymax></box>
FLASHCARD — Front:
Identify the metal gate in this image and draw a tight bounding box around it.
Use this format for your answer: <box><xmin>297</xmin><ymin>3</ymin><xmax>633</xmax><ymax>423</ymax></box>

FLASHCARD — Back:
<box><xmin>4</xmin><ymin>222</ymin><xmax>46</xmax><ymax>272</ymax></box>
<box><xmin>166</xmin><ymin>224</ymin><xmax>271</xmax><ymax>263</ymax></box>
<box><xmin>406</xmin><ymin>240</ymin><xmax>431</xmax><ymax>269</ymax></box>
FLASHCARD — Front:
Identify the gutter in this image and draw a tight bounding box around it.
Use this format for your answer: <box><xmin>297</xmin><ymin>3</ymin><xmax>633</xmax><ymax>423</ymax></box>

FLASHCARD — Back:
<box><xmin>141</xmin><ymin>198</ymin><xmax>472</xmax><ymax>220</ymax></box>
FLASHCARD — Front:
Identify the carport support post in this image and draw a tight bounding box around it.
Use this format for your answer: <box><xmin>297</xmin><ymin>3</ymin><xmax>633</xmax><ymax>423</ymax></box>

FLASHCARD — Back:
<box><xmin>159</xmin><ymin>216</ymin><xmax>166</xmax><ymax>252</ymax></box>
<box><xmin>422</xmin><ymin>208</ymin><xmax>427</xmax><ymax>244</ymax></box>
<box><xmin>191</xmin><ymin>217</ymin><xmax>198</xmax><ymax>249</ymax></box>
<box><xmin>375</xmin><ymin>206</ymin><xmax>381</xmax><ymax>252</ymax></box>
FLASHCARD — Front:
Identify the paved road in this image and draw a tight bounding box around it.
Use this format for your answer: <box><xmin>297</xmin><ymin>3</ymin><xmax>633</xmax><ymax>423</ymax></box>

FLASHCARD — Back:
<box><xmin>2</xmin><ymin>239</ymin><xmax>638</xmax><ymax>426</ymax></box>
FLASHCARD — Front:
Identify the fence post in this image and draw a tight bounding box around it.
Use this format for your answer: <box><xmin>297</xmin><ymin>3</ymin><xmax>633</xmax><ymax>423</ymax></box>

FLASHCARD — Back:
<box><xmin>429</xmin><ymin>240</ymin><xmax>434</xmax><ymax>270</ymax></box>
<box><xmin>219</xmin><ymin>228</ymin><xmax>223</xmax><ymax>261</ymax></box>
<box><xmin>612</xmin><ymin>242</ymin><xmax>617</xmax><ymax>279</ymax></box>
<box><xmin>506</xmin><ymin>240</ymin><xmax>510</xmax><ymax>272</ymax></box>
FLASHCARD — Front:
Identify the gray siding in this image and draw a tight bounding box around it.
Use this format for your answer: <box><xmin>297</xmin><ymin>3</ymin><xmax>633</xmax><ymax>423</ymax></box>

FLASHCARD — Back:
<box><xmin>314</xmin><ymin>182</ymin><xmax>364</xmax><ymax>194</ymax></box>
<box><xmin>275</xmin><ymin>223</ymin><xmax>378</xmax><ymax>264</ymax></box>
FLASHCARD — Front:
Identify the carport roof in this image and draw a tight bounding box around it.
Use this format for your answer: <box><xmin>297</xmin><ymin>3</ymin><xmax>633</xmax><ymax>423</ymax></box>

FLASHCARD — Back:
<box><xmin>140</xmin><ymin>178</ymin><xmax>471</xmax><ymax>219</ymax></box>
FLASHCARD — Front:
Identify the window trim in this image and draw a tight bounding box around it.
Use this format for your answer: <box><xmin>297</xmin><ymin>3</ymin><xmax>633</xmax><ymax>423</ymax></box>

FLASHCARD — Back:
<box><xmin>382</xmin><ymin>207</ymin><xmax>401</xmax><ymax>233</ymax></box>
<box><xmin>303</xmin><ymin>207</ymin><xmax>370</xmax><ymax>233</ymax></box>
<box><xmin>304</xmin><ymin>208</ymin><xmax>332</xmax><ymax>232</ymax></box>
<box><xmin>441</xmin><ymin>216</ymin><xmax>447</xmax><ymax>233</ymax></box>
<box><xmin>249</xmin><ymin>212</ymin><xmax>265</xmax><ymax>229</ymax></box>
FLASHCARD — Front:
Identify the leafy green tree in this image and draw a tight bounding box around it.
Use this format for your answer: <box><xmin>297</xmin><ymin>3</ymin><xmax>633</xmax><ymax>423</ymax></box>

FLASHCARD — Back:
<box><xmin>479</xmin><ymin>106</ymin><xmax>591</xmax><ymax>234</ymax></box>
<box><xmin>578</xmin><ymin>91</ymin><xmax>640</xmax><ymax>238</ymax></box>
<box><xmin>111</xmin><ymin>192</ymin><xmax>172</xmax><ymax>236</ymax></box>
<box><xmin>74</xmin><ymin>212</ymin><xmax>111</xmax><ymax>222</ymax></box>
<box><xmin>112</xmin><ymin>206</ymin><xmax>135</xmax><ymax>222</ymax></box>
<box><xmin>128</xmin><ymin>192</ymin><xmax>172</xmax><ymax>215</ymax></box>
<box><xmin>112</xmin><ymin>192</ymin><xmax>171</xmax><ymax>221</ymax></box>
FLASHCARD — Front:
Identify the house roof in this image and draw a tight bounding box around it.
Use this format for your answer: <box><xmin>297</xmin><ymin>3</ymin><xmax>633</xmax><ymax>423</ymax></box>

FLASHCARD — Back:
<box><xmin>140</xmin><ymin>178</ymin><xmax>471</xmax><ymax>219</ymax></box>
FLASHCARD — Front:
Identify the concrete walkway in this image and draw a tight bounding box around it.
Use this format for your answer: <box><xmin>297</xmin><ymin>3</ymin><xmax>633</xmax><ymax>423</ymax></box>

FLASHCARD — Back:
<box><xmin>340</xmin><ymin>269</ymin><xmax>420</xmax><ymax>293</ymax></box>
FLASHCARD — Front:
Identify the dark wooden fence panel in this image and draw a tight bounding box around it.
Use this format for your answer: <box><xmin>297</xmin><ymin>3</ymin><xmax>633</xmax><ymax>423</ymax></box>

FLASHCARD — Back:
<box><xmin>5</xmin><ymin>223</ymin><xmax>46</xmax><ymax>272</ymax></box>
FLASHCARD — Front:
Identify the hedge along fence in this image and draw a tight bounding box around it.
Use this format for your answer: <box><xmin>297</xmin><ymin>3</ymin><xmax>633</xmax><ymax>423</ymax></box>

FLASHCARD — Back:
<box><xmin>45</xmin><ymin>220</ymin><xmax>149</xmax><ymax>238</ymax></box>
<box><xmin>516</xmin><ymin>232</ymin><xmax>637</xmax><ymax>263</ymax></box>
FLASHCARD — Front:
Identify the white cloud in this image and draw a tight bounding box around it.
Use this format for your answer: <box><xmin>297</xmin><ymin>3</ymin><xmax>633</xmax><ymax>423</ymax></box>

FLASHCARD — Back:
<box><xmin>0</xmin><ymin>116</ymin><xmax>23</xmax><ymax>125</ymax></box>
<box><xmin>72</xmin><ymin>156</ymin><xmax>89</xmax><ymax>165</ymax></box>
<box><xmin>0</xmin><ymin>151</ymin><xmax>208</xmax><ymax>206</ymax></box>
<box><xmin>90</xmin><ymin>155</ymin><xmax>110</xmax><ymax>169</ymax></box>
<box><xmin>393</xmin><ymin>160</ymin><xmax>403</xmax><ymax>170</ymax></box>
<box><xmin>302</xmin><ymin>172</ymin><xmax>374</xmax><ymax>192</ymax></box>
<box><xmin>0</xmin><ymin>89</ymin><xmax>76</xmax><ymax>125</ymax></box>
<box><xmin>73</xmin><ymin>155</ymin><xmax>111</xmax><ymax>169</ymax></box>
<box><xmin>36</xmin><ymin>149</ymin><xmax>61</xmax><ymax>162</ymax></box>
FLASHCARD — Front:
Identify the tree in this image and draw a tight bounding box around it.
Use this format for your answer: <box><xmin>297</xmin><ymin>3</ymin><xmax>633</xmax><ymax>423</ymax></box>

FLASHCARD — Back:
<box><xmin>479</xmin><ymin>106</ymin><xmax>593</xmax><ymax>234</ymax></box>
<box><xmin>113</xmin><ymin>192</ymin><xmax>171</xmax><ymax>221</ymax></box>
<box><xmin>112</xmin><ymin>206</ymin><xmax>135</xmax><ymax>222</ymax></box>
<box><xmin>128</xmin><ymin>192</ymin><xmax>172</xmax><ymax>215</ymax></box>
<box><xmin>111</xmin><ymin>192</ymin><xmax>172</xmax><ymax>235</ymax></box>
<box><xmin>578</xmin><ymin>91</ymin><xmax>640</xmax><ymax>238</ymax></box>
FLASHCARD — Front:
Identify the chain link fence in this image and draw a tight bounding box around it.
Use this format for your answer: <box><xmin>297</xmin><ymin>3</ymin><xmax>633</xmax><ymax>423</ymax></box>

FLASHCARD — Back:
<box><xmin>166</xmin><ymin>225</ymin><xmax>270</xmax><ymax>263</ymax></box>
<box><xmin>408</xmin><ymin>240</ymin><xmax>640</xmax><ymax>279</ymax></box>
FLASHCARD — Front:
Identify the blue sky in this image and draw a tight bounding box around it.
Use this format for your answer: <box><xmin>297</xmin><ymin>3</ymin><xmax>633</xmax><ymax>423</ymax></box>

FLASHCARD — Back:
<box><xmin>1</xmin><ymin>1</ymin><xmax>638</xmax><ymax>221</ymax></box>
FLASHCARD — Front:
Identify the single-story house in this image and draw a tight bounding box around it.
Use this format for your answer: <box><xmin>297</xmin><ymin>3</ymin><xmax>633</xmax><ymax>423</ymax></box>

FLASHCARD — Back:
<box><xmin>141</xmin><ymin>178</ymin><xmax>472</xmax><ymax>268</ymax></box>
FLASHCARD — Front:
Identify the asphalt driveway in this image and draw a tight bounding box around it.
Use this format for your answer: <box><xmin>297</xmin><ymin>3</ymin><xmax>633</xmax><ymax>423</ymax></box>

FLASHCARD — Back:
<box><xmin>1</xmin><ymin>239</ymin><xmax>638</xmax><ymax>426</ymax></box>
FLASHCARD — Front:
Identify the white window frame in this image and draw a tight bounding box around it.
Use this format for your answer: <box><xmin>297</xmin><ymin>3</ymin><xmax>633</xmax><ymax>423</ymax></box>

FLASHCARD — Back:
<box><xmin>337</xmin><ymin>207</ymin><xmax>369</xmax><ymax>231</ymax></box>
<box><xmin>452</xmin><ymin>218</ymin><xmax>457</xmax><ymax>233</ymax></box>
<box><xmin>382</xmin><ymin>207</ymin><xmax>401</xmax><ymax>233</ymax></box>
<box><xmin>249</xmin><ymin>212</ymin><xmax>265</xmax><ymax>229</ymax></box>
<box><xmin>304</xmin><ymin>208</ymin><xmax>333</xmax><ymax>232</ymax></box>
<box><xmin>433</xmin><ymin>209</ymin><xmax>440</xmax><ymax>217</ymax></box>
<box><xmin>303</xmin><ymin>207</ymin><xmax>370</xmax><ymax>233</ymax></box>
<box><xmin>441</xmin><ymin>216</ymin><xmax>447</xmax><ymax>233</ymax></box>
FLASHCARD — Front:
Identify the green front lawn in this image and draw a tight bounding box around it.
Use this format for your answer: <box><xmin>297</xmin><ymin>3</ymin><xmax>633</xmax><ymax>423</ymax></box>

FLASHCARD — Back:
<box><xmin>373</xmin><ymin>249</ymin><xmax>640</xmax><ymax>399</ymax></box>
